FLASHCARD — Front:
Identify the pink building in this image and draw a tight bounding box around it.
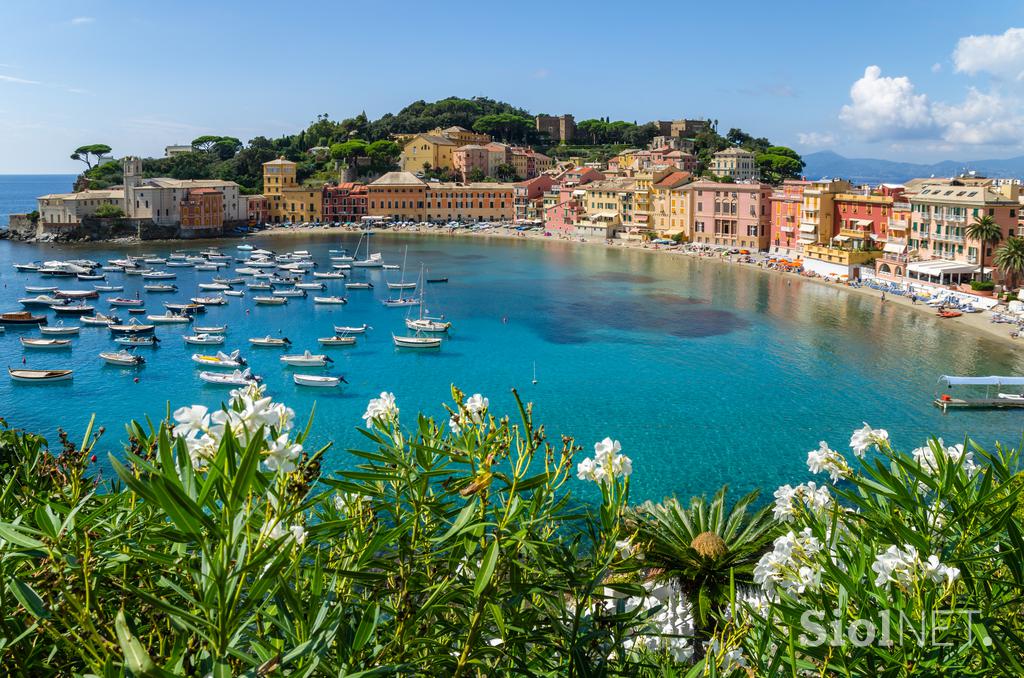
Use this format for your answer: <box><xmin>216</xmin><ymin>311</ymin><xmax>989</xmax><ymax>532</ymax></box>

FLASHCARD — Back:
<box><xmin>687</xmin><ymin>180</ymin><xmax>773</xmax><ymax>251</ymax></box>
<box><xmin>543</xmin><ymin>166</ymin><xmax>604</xmax><ymax>234</ymax></box>
<box><xmin>452</xmin><ymin>145</ymin><xmax>489</xmax><ymax>181</ymax></box>
<box><xmin>514</xmin><ymin>175</ymin><xmax>554</xmax><ymax>223</ymax></box>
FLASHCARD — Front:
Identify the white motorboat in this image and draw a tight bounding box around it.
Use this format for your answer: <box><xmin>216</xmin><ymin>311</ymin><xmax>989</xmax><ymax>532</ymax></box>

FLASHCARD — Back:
<box><xmin>353</xmin><ymin>253</ymin><xmax>384</xmax><ymax>268</ymax></box>
<box><xmin>191</xmin><ymin>350</ymin><xmax>246</xmax><ymax>368</ymax></box>
<box><xmin>144</xmin><ymin>284</ymin><xmax>178</xmax><ymax>292</ymax></box>
<box><xmin>224</xmin><ymin>290</ymin><xmax>245</xmax><ymax>297</ymax></box>
<box><xmin>94</xmin><ymin>285</ymin><xmax>124</xmax><ymax>292</ymax></box>
<box><xmin>164</xmin><ymin>302</ymin><xmax>205</xmax><ymax>314</ymax></box>
<box><xmin>199</xmin><ymin>368</ymin><xmax>260</xmax><ymax>386</ymax></box>
<box><xmin>193</xmin><ymin>324</ymin><xmax>226</xmax><ymax>333</ymax></box>
<box><xmin>295</xmin><ymin>282</ymin><xmax>325</xmax><ymax>290</ymax></box>
<box><xmin>195</xmin><ymin>264</ymin><xmax>219</xmax><ymax>271</ymax></box>
<box><xmin>319</xmin><ymin>336</ymin><xmax>356</xmax><ymax>346</ymax></box>
<box><xmin>142</xmin><ymin>257</ymin><xmax>167</xmax><ymax>265</ymax></box>
<box><xmin>333</xmin><ymin>324</ymin><xmax>369</xmax><ymax>334</ymax></box>
<box><xmin>148</xmin><ymin>312</ymin><xmax>192</xmax><ymax>324</ymax></box>
<box><xmin>332</xmin><ymin>264</ymin><xmax>352</xmax><ymax>270</ymax></box>
<box><xmin>166</xmin><ymin>261</ymin><xmax>193</xmax><ymax>268</ymax></box>
<box><xmin>142</xmin><ymin>271</ymin><xmax>176</xmax><ymax>280</ymax></box>
<box><xmin>8</xmin><ymin>367</ymin><xmax>72</xmax><ymax>382</ymax></box>
<box><xmin>345</xmin><ymin>282</ymin><xmax>373</xmax><ymax>289</ymax></box>
<box><xmin>382</xmin><ymin>264</ymin><xmax>401</xmax><ymax>271</ymax></box>
<box><xmin>81</xmin><ymin>313</ymin><xmax>121</xmax><ymax>326</ymax></box>
<box><xmin>191</xmin><ymin>296</ymin><xmax>226</xmax><ymax>305</ymax></box>
<box><xmin>114</xmin><ymin>335</ymin><xmax>160</xmax><ymax>347</ymax></box>
<box><xmin>101</xmin><ymin>265</ymin><xmax>125</xmax><ymax>272</ymax></box>
<box><xmin>235</xmin><ymin>267</ymin><xmax>260</xmax><ymax>275</ymax></box>
<box><xmin>312</xmin><ymin>271</ymin><xmax>345</xmax><ymax>279</ymax></box>
<box><xmin>387</xmin><ymin>282</ymin><xmax>417</xmax><ymax>290</ymax></box>
<box><xmin>247</xmin><ymin>281</ymin><xmax>272</xmax><ymax>290</ymax></box>
<box><xmin>77</xmin><ymin>273</ymin><xmax>105</xmax><ymax>281</ymax></box>
<box><xmin>109</xmin><ymin>319</ymin><xmax>155</xmax><ymax>334</ymax></box>
<box><xmin>280</xmin><ymin>350</ymin><xmax>332</xmax><ymax>366</ymax></box>
<box><xmin>55</xmin><ymin>289</ymin><xmax>98</xmax><ymax>300</ymax></box>
<box><xmin>237</xmin><ymin>244</ymin><xmax>254</xmax><ymax>251</ymax></box>
<box><xmin>21</xmin><ymin>337</ymin><xmax>72</xmax><ymax>349</ymax></box>
<box><xmin>405</xmin><ymin>317</ymin><xmax>451</xmax><ymax>333</ymax></box>
<box><xmin>393</xmin><ymin>333</ymin><xmax>442</xmax><ymax>349</ymax></box>
<box><xmin>213</xmin><ymin>277</ymin><xmax>243</xmax><ymax>285</ymax></box>
<box><xmin>13</xmin><ymin>263</ymin><xmax>41</xmax><ymax>272</ymax></box>
<box><xmin>272</xmin><ymin>289</ymin><xmax>306</xmax><ymax>298</ymax></box>
<box><xmin>39</xmin><ymin>322</ymin><xmax>80</xmax><ymax>336</ymax></box>
<box><xmin>314</xmin><ymin>296</ymin><xmax>347</xmax><ymax>304</ymax></box>
<box><xmin>198</xmin><ymin>282</ymin><xmax>230</xmax><ymax>291</ymax></box>
<box><xmin>183</xmin><ymin>333</ymin><xmax>224</xmax><ymax>345</ymax></box>
<box><xmin>293</xmin><ymin>373</ymin><xmax>344</xmax><ymax>388</ymax></box>
<box><xmin>382</xmin><ymin>297</ymin><xmax>419</xmax><ymax>308</ymax></box>
<box><xmin>249</xmin><ymin>335</ymin><xmax>292</xmax><ymax>347</ymax></box>
<box><xmin>99</xmin><ymin>350</ymin><xmax>145</xmax><ymax>366</ymax></box>
<box><xmin>51</xmin><ymin>303</ymin><xmax>95</xmax><ymax>315</ymax></box>
<box><xmin>254</xmin><ymin>296</ymin><xmax>287</xmax><ymax>305</ymax></box>
<box><xmin>109</xmin><ymin>297</ymin><xmax>144</xmax><ymax>307</ymax></box>
<box><xmin>20</xmin><ymin>295</ymin><xmax>62</xmax><ymax>307</ymax></box>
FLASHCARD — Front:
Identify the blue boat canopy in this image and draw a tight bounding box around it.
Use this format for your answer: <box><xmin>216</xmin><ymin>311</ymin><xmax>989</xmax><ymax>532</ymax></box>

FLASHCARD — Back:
<box><xmin>939</xmin><ymin>375</ymin><xmax>1024</xmax><ymax>386</ymax></box>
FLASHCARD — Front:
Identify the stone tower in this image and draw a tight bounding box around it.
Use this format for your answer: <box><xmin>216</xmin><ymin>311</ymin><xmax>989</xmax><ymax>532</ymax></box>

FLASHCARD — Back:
<box><xmin>122</xmin><ymin>156</ymin><xmax>143</xmax><ymax>217</ymax></box>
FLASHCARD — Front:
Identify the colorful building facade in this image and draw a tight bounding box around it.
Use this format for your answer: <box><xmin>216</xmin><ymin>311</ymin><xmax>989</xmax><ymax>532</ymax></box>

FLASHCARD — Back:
<box><xmin>687</xmin><ymin>180</ymin><xmax>772</xmax><ymax>250</ymax></box>
<box><xmin>322</xmin><ymin>183</ymin><xmax>368</xmax><ymax>222</ymax></box>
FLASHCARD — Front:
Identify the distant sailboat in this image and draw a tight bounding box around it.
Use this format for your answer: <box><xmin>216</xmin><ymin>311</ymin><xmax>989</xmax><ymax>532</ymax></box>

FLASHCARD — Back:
<box><xmin>532</xmin><ymin>361</ymin><xmax>538</xmax><ymax>385</ymax></box>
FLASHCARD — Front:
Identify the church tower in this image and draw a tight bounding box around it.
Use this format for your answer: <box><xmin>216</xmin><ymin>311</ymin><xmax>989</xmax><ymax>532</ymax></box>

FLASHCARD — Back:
<box><xmin>122</xmin><ymin>156</ymin><xmax>143</xmax><ymax>217</ymax></box>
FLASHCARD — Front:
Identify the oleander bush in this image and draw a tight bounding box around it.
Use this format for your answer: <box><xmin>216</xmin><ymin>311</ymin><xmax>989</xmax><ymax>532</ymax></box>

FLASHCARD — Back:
<box><xmin>1</xmin><ymin>394</ymin><xmax>1023</xmax><ymax>677</ymax></box>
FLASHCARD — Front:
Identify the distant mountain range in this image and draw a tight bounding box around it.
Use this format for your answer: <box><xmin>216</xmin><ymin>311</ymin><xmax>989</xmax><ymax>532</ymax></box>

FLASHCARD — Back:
<box><xmin>801</xmin><ymin>151</ymin><xmax>1024</xmax><ymax>186</ymax></box>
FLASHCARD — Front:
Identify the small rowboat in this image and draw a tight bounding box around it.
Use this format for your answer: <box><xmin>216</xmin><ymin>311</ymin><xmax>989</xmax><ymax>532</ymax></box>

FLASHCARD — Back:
<box><xmin>127</xmin><ymin>308</ymin><xmax>148</xmax><ymax>315</ymax></box>
<box><xmin>293</xmin><ymin>373</ymin><xmax>346</xmax><ymax>388</ymax></box>
<box><xmin>387</xmin><ymin>282</ymin><xmax>417</xmax><ymax>290</ymax></box>
<box><xmin>183</xmin><ymin>333</ymin><xmax>225</xmax><ymax>345</ymax></box>
<box><xmin>249</xmin><ymin>336</ymin><xmax>291</xmax><ymax>347</ymax></box>
<box><xmin>312</xmin><ymin>271</ymin><xmax>345</xmax><ymax>279</ymax></box>
<box><xmin>280</xmin><ymin>351</ymin><xmax>332</xmax><ymax>366</ymax></box>
<box><xmin>100</xmin><ymin>350</ymin><xmax>145</xmax><ymax>366</ymax></box>
<box><xmin>114</xmin><ymin>335</ymin><xmax>160</xmax><ymax>347</ymax></box>
<box><xmin>296</xmin><ymin>282</ymin><xmax>325</xmax><ymax>290</ymax></box>
<box><xmin>199</xmin><ymin>368</ymin><xmax>260</xmax><ymax>386</ymax></box>
<box><xmin>55</xmin><ymin>289</ymin><xmax>98</xmax><ymax>299</ymax></box>
<box><xmin>319</xmin><ymin>336</ymin><xmax>356</xmax><ymax>346</ymax></box>
<box><xmin>24</xmin><ymin>285</ymin><xmax>58</xmax><ymax>293</ymax></box>
<box><xmin>94</xmin><ymin>285</ymin><xmax>124</xmax><ymax>292</ymax></box>
<box><xmin>51</xmin><ymin>304</ymin><xmax>95</xmax><ymax>315</ymax></box>
<box><xmin>334</xmin><ymin>324</ymin><xmax>369</xmax><ymax>334</ymax></box>
<box><xmin>81</xmin><ymin>313</ymin><xmax>121</xmax><ymax>326</ymax></box>
<box><xmin>427</xmin><ymin>277</ymin><xmax>448</xmax><ymax>284</ymax></box>
<box><xmin>21</xmin><ymin>337</ymin><xmax>72</xmax><ymax>349</ymax></box>
<box><xmin>191</xmin><ymin>296</ymin><xmax>226</xmax><ymax>306</ymax></box>
<box><xmin>191</xmin><ymin>350</ymin><xmax>246</xmax><ymax>368</ymax></box>
<box><xmin>938</xmin><ymin>310</ymin><xmax>962</xmax><ymax>318</ymax></box>
<box><xmin>9</xmin><ymin>367</ymin><xmax>72</xmax><ymax>382</ymax></box>
<box><xmin>193</xmin><ymin>324</ymin><xmax>227</xmax><ymax>333</ymax></box>
<box><xmin>77</xmin><ymin>273</ymin><xmax>105</xmax><ymax>281</ymax></box>
<box><xmin>224</xmin><ymin>290</ymin><xmax>245</xmax><ymax>297</ymax></box>
<box><xmin>141</xmin><ymin>271</ymin><xmax>176</xmax><ymax>279</ymax></box>
<box><xmin>345</xmin><ymin>282</ymin><xmax>372</xmax><ymax>289</ymax></box>
<box><xmin>314</xmin><ymin>296</ymin><xmax>347</xmax><ymax>305</ymax></box>
<box><xmin>109</xmin><ymin>320</ymin><xmax>155</xmax><ymax>334</ymax></box>
<box><xmin>40</xmin><ymin>322</ymin><xmax>80</xmax><ymax>336</ymax></box>
<box><xmin>198</xmin><ymin>282</ymin><xmax>230</xmax><ymax>291</ymax></box>
<box><xmin>148</xmin><ymin>312</ymin><xmax>192</xmax><ymax>324</ymax></box>
<box><xmin>109</xmin><ymin>297</ymin><xmax>144</xmax><ymax>307</ymax></box>
<box><xmin>393</xmin><ymin>333</ymin><xmax>442</xmax><ymax>349</ymax></box>
<box><xmin>1</xmin><ymin>312</ymin><xmax>48</xmax><ymax>325</ymax></box>
<box><xmin>272</xmin><ymin>289</ymin><xmax>306</xmax><ymax>297</ymax></box>
<box><xmin>254</xmin><ymin>296</ymin><xmax>287</xmax><ymax>305</ymax></box>
<box><xmin>144</xmin><ymin>284</ymin><xmax>178</xmax><ymax>292</ymax></box>
<box><xmin>164</xmin><ymin>303</ymin><xmax>205</xmax><ymax>314</ymax></box>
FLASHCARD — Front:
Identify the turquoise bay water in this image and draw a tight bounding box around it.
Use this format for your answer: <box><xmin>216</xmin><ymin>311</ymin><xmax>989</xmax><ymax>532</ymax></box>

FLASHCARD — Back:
<box><xmin>1</xmin><ymin>232</ymin><xmax>1023</xmax><ymax>503</ymax></box>
<box><xmin>0</xmin><ymin>174</ymin><xmax>76</xmax><ymax>226</ymax></box>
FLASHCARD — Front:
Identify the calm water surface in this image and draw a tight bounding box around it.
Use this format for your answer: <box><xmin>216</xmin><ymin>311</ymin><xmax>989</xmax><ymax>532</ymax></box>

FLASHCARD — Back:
<box><xmin>1</xmin><ymin>232</ymin><xmax>1022</xmax><ymax>503</ymax></box>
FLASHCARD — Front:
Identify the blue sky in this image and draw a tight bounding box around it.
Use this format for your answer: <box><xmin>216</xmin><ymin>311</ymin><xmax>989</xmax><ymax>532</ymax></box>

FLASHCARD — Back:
<box><xmin>3</xmin><ymin>1</ymin><xmax>1024</xmax><ymax>172</ymax></box>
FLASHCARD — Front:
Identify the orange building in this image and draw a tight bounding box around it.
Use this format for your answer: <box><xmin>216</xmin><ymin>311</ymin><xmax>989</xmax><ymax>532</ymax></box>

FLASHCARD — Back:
<box><xmin>769</xmin><ymin>180</ymin><xmax>810</xmax><ymax>255</ymax></box>
<box><xmin>179</xmin><ymin>187</ymin><xmax>224</xmax><ymax>237</ymax></box>
<box><xmin>367</xmin><ymin>171</ymin><xmax>514</xmax><ymax>222</ymax></box>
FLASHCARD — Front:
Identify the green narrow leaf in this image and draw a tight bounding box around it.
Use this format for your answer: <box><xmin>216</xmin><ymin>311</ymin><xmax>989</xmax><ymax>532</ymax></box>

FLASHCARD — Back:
<box><xmin>10</xmin><ymin>577</ymin><xmax>48</xmax><ymax>619</ymax></box>
<box><xmin>0</xmin><ymin>522</ymin><xmax>44</xmax><ymax>549</ymax></box>
<box><xmin>474</xmin><ymin>538</ymin><xmax>500</xmax><ymax>597</ymax></box>
<box><xmin>353</xmin><ymin>602</ymin><xmax>379</xmax><ymax>651</ymax></box>
<box><xmin>431</xmin><ymin>498</ymin><xmax>477</xmax><ymax>543</ymax></box>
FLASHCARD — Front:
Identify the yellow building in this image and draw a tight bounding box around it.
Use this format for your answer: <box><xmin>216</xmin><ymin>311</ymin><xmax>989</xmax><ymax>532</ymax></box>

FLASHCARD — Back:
<box><xmin>650</xmin><ymin>171</ymin><xmax>693</xmax><ymax>236</ymax></box>
<box><xmin>263</xmin><ymin>157</ymin><xmax>322</xmax><ymax>224</ymax></box>
<box><xmin>428</xmin><ymin>126</ymin><xmax>491</xmax><ymax>145</ymax></box>
<box><xmin>583</xmin><ymin>178</ymin><xmax>639</xmax><ymax>232</ymax></box>
<box><xmin>400</xmin><ymin>134</ymin><xmax>458</xmax><ymax>173</ymax></box>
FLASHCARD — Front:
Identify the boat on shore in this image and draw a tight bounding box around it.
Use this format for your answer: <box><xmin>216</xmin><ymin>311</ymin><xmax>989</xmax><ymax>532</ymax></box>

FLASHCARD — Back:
<box><xmin>1</xmin><ymin>311</ymin><xmax>48</xmax><ymax>326</ymax></box>
<box><xmin>293</xmin><ymin>373</ymin><xmax>345</xmax><ymax>388</ymax></box>
<box><xmin>249</xmin><ymin>335</ymin><xmax>291</xmax><ymax>347</ymax></box>
<box><xmin>9</xmin><ymin>367</ymin><xmax>72</xmax><ymax>382</ymax></box>
<box><xmin>280</xmin><ymin>350</ymin><xmax>332</xmax><ymax>366</ymax></box>
<box><xmin>199</xmin><ymin>368</ymin><xmax>260</xmax><ymax>386</ymax></box>
<box><xmin>21</xmin><ymin>337</ymin><xmax>72</xmax><ymax>349</ymax></box>
<box><xmin>99</xmin><ymin>350</ymin><xmax>145</xmax><ymax>366</ymax></box>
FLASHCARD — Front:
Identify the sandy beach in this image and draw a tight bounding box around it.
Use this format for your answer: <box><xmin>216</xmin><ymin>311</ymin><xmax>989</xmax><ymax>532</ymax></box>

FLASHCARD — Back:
<box><xmin>239</xmin><ymin>223</ymin><xmax>1024</xmax><ymax>348</ymax></box>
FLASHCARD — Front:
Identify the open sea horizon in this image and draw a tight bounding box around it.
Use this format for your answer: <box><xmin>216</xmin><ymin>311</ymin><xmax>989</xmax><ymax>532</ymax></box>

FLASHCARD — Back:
<box><xmin>0</xmin><ymin>174</ymin><xmax>77</xmax><ymax>227</ymax></box>
<box><xmin>1</xmin><ymin>175</ymin><xmax>1022</xmax><ymax>504</ymax></box>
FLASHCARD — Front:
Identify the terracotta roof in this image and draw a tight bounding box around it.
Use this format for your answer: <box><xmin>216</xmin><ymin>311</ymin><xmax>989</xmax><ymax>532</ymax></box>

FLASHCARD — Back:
<box><xmin>653</xmin><ymin>171</ymin><xmax>692</xmax><ymax>189</ymax></box>
<box><xmin>263</xmin><ymin>157</ymin><xmax>296</xmax><ymax>166</ymax></box>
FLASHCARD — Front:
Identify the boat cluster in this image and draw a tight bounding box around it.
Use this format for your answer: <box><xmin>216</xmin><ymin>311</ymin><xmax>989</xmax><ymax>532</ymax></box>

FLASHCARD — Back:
<box><xmin>6</xmin><ymin>239</ymin><xmax>454</xmax><ymax>385</ymax></box>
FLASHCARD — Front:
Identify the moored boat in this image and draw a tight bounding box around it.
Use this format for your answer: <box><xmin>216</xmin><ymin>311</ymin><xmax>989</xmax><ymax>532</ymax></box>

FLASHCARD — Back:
<box><xmin>254</xmin><ymin>296</ymin><xmax>287</xmax><ymax>305</ymax></box>
<box><xmin>8</xmin><ymin>367</ymin><xmax>72</xmax><ymax>382</ymax></box>
<box><xmin>108</xmin><ymin>319</ymin><xmax>155</xmax><ymax>334</ymax></box>
<box><xmin>280</xmin><ymin>350</ymin><xmax>333</xmax><ymax>366</ymax></box>
<box><xmin>312</xmin><ymin>271</ymin><xmax>345</xmax><ymax>279</ymax></box>
<box><xmin>345</xmin><ymin>282</ymin><xmax>373</xmax><ymax>289</ymax></box>
<box><xmin>313</xmin><ymin>296</ymin><xmax>347</xmax><ymax>304</ymax></box>
<box><xmin>39</xmin><ymin>322</ymin><xmax>80</xmax><ymax>336</ymax></box>
<box><xmin>199</xmin><ymin>368</ymin><xmax>260</xmax><ymax>386</ymax></box>
<box><xmin>94</xmin><ymin>284</ymin><xmax>124</xmax><ymax>292</ymax></box>
<box><xmin>193</xmin><ymin>324</ymin><xmax>227</xmax><ymax>333</ymax></box>
<box><xmin>293</xmin><ymin>373</ymin><xmax>345</xmax><ymax>388</ymax></box>
<box><xmin>183</xmin><ymin>333</ymin><xmax>225</xmax><ymax>345</ymax></box>
<box><xmin>147</xmin><ymin>312</ymin><xmax>192</xmax><ymax>324</ymax></box>
<box><xmin>319</xmin><ymin>335</ymin><xmax>356</xmax><ymax>346</ymax></box>
<box><xmin>109</xmin><ymin>297</ymin><xmax>144</xmax><ymax>307</ymax></box>
<box><xmin>81</xmin><ymin>313</ymin><xmax>121</xmax><ymax>326</ymax></box>
<box><xmin>144</xmin><ymin>283</ymin><xmax>178</xmax><ymax>292</ymax></box>
<box><xmin>392</xmin><ymin>333</ymin><xmax>442</xmax><ymax>349</ymax></box>
<box><xmin>198</xmin><ymin>282</ymin><xmax>230</xmax><ymax>291</ymax></box>
<box><xmin>224</xmin><ymin>290</ymin><xmax>245</xmax><ymax>297</ymax></box>
<box><xmin>19</xmin><ymin>295</ymin><xmax>62</xmax><ymax>307</ymax></box>
<box><xmin>114</xmin><ymin>335</ymin><xmax>160</xmax><ymax>347</ymax></box>
<box><xmin>99</xmin><ymin>350</ymin><xmax>145</xmax><ymax>366</ymax></box>
<box><xmin>1</xmin><ymin>311</ymin><xmax>48</xmax><ymax>325</ymax></box>
<box><xmin>249</xmin><ymin>335</ymin><xmax>291</xmax><ymax>347</ymax></box>
<box><xmin>191</xmin><ymin>350</ymin><xmax>246</xmax><ymax>368</ymax></box>
<box><xmin>333</xmin><ymin>324</ymin><xmax>369</xmax><ymax>334</ymax></box>
<box><xmin>50</xmin><ymin>303</ymin><xmax>94</xmax><ymax>315</ymax></box>
<box><xmin>190</xmin><ymin>296</ymin><xmax>226</xmax><ymax>305</ymax></box>
<box><xmin>21</xmin><ymin>337</ymin><xmax>72</xmax><ymax>349</ymax></box>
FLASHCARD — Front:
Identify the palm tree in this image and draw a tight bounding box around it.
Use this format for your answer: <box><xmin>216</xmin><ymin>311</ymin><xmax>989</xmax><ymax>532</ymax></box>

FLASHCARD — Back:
<box><xmin>626</xmin><ymin>487</ymin><xmax>778</xmax><ymax>657</ymax></box>
<box><xmin>994</xmin><ymin>236</ymin><xmax>1024</xmax><ymax>292</ymax></box>
<box><xmin>965</xmin><ymin>214</ymin><xmax>1003</xmax><ymax>282</ymax></box>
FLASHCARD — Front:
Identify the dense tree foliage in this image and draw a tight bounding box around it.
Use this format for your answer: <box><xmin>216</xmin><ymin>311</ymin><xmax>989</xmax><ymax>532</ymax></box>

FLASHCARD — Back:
<box><xmin>69</xmin><ymin>144</ymin><xmax>111</xmax><ymax>169</ymax></box>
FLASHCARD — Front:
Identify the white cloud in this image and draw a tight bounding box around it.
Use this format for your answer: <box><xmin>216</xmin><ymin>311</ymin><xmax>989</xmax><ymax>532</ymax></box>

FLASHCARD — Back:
<box><xmin>796</xmin><ymin>131</ymin><xmax>836</xmax><ymax>147</ymax></box>
<box><xmin>70</xmin><ymin>16</ymin><xmax>95</xmax><ymax>25</ymax></box>
<box><xmin>931</xmin><ymin>62</ymin><xmax>942</xmax><ymax>73</ymax></box>
<box><xmin>953</xmin><ymin>27</ymin><xmax>1024</xmax><ymax>79</ymax></box>
<box><xmin>0</xmin><ymin>74</ymin><xmax>40</xmax><ymax>85</ymax></box>
<box><xmin>838</xmin><ymin>66</ymin><xmax>935</xmax><ymax>141</ymax></box>
<box><xmin>933</xmin><ymin>88</ymin><xmax>1024</xmax><ymax>144</ymax></box>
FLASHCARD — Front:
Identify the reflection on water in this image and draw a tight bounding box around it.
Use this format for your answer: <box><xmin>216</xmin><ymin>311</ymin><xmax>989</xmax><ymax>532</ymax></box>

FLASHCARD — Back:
<box><xmin>1</xmin><ymin>232</ymin><xmax>1022</xmax><ymax>503</ymax></box>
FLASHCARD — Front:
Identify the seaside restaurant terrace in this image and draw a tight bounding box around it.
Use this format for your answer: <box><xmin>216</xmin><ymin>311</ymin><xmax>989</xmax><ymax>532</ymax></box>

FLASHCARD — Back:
<box><xmin>904</xmin><ymin>259</ymin><xmax>989</xmax><ymax>286</ymax></box>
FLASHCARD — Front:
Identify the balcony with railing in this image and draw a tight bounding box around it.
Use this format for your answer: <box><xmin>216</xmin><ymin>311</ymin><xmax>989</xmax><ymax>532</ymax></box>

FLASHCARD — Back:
<box><xmin>932</xmin><ymin>231</ymin><xmax>965</xmax><ymax>244</ymax></box>
<box><xmin>893</xmin><ymin>201</ymin><xmax>911</xmax><ymax>210</ymax></box>
<box><xmin>888</xmin><ymin>219</ymin><xmax>909</xmax><ymax>230</ymax></box>
<box><xmin>803</xmin><ymin>243</ymin><xmax>882</xmax><ymax>266</ymax></box>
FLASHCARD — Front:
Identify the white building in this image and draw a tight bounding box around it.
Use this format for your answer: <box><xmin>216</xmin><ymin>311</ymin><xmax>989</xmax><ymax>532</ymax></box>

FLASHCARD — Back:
<box><xmin>123</xmin><ymin>157</ymin><xmax>246</xmax><ymax>225</ymax></box>
<box><xmin>711</xmin><ymin>148</ymin><xmax>760</xmax><ymax>181</ymax></box>
<box><xmin>37</xmin><ymin>189</ymin><xmax>125</xmax><ymax>226</ymax></box>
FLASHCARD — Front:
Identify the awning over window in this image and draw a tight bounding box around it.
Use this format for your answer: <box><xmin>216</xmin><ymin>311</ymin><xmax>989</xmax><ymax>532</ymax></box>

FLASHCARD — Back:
<box><xmin>833</xmin><ymin>235</ymin><xmax>851</xmax><ymax>242</ymax></box>
<box><xmin>908</xmin><ymin>260</ymin><xmax>978</xmax><ymax>276</ymax></box>
<box><xmin>883</xmin><ymin>242</ymin><xmax>906</xmax><ymax>254</ymax></box>
<box><xmin>799</xmin><ymin>223</ymin><xmax>817</xmax><ymax>233</ymax></box>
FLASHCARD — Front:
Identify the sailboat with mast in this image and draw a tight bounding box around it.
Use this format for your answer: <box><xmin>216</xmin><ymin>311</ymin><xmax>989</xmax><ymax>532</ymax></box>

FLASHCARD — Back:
<box><xmin>352</xmin><ymin>231</ymin><xmax>384</xmax><ymax>268</ymax></box>
<box><xmin>405</xmin><ymin>266</ymin><xmax>451</xmax><ymax>332</ymax></box>
<box><xmin>386</xmin><ymin>246</ymin><xmax>416</xmax><ymax>290</ymax></box>
<box><xmin>382</xmin><ymin>254</ymin><xmax>420</xmax><ymax>307</ymax></box>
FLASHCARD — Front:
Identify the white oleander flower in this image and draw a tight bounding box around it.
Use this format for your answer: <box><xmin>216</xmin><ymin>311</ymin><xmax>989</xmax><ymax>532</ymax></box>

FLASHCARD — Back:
<box><xmin>576</xmin><ymin>457</ymin><xmax>597</xmax><ymax>481</ymax></box>
<box><xmin>448</xmin><ymin>416</ymin><xmax>462</xmax><ymax>434</ymax></box>
<box><xmin>172</xmin><ymin>405</ymin><xmax>209</xmax><ymax>437</ymax></box>
<box><xmin>576</xmin><ymin>438</ymin><xmax>631</xmax><ymax>484</ymax></box>
<box><xmin>289</xmin><ymin>524</ymin><xmax>307</xmax><ymax>546</ymax></box>
<box><xmin>850</xmin><ymin>422</ymin><xmax>888</xmax><ymax>457</ymax></box>
<box><xmin>463</xmin><ymin>393</ymin><xmax>489</xmax><ymax>424</ymax></box>
<box><xmin>871</xmin><ymin>544</ymin><xmax>918</xmax><ymax>588</ymax></box>
<box><xmin>806</xmin><ymin>441</ymin><xmax>851</xmax><ymax>482</ymax></box>
<box><xmin>772</xmin><ymin>482</ymin><xmax>832</xmax><ymax>522</ymax></box>
<box><xmin>912</xmin><ymin>439</ymin><xmax>978</xmax><ymax>476</ymax></box>
<box><xmin>363</xmin><ymin>391</ymin><xmax>398</xmax><ymax>423</ymax></box>
<box><xmin>265</xmin><ymin>433</ymin><xmax>302</xmax><ymax>473</ymax></box>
